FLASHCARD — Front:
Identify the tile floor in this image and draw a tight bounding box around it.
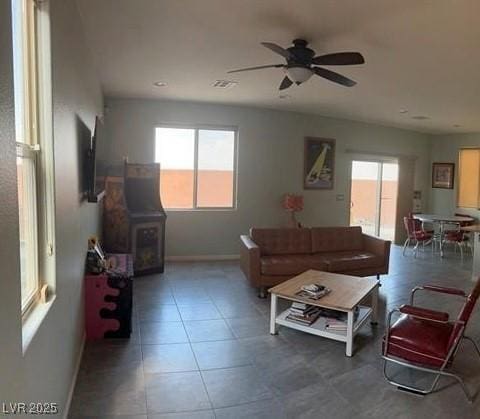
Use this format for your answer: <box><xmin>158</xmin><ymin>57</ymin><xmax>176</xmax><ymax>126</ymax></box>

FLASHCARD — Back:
<box><xmin>69</xmin><ymin>245</ymin><xmax>480</xmax><ymax>418</ymax></box>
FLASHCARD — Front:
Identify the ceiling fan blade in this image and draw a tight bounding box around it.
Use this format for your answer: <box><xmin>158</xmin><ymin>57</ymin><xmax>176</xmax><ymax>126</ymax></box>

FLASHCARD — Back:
<box><xmin>313</xmin><ymin>67</ymin><xmax>357</xmax><ymax>87</ymax></box>
<box><xmin>279</xmin><ymin>76</ymin><xmax>293</xmax><ymax>90</ymax></box>
<box><xmin>227</xmin><ymin>64</ymin><xmax>284</xmax><ymax>74</ymax></box>
<box><xmin>261</xmin><ymin>42</ymin><xmax>293</xmax><ymax>60</ymax></box>
<box><xmin>312</xmin><ymin>52</ymin><xmax>365</xmax><ymax>66</ymax></box>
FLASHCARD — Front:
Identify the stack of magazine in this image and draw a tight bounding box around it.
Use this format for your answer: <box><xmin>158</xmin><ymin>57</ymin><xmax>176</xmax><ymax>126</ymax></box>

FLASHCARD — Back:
<box><xmin>286</xmin><ymin>302</ymin><xmax>321</xmax><ymax>326</ymax></box>
<box><xmin>294</xmin><ymin>283</ymin><xmax>331</xmax><ymax>300</ymax></box>
<box><xmin>324</xmin><ymin>307</ymin><xmax>360</xmax><ymax>331</ymax></box>
<box><xmin>325</xmin><ymin>319</ymin><xmax>348</xmax><ymax>331</ymax></box>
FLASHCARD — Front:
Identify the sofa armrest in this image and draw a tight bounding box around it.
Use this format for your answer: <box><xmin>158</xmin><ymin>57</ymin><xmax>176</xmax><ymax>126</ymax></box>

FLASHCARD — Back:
<box><xmin>240</xmin><ymin>235</ymin><xmax>261</xmax><ymax>286</ymax></box>
<box><xmin>363</xmin><ymin>234</ymin><xmax>391</xmax><ymax>272</ymax></box>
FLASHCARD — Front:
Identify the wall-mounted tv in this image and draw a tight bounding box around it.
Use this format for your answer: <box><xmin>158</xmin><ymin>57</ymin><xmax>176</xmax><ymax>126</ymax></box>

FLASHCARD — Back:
<box><xmin>86</xmin><ymin>116</ymin><xmax>107</xmax><ymax>202</ymax></box>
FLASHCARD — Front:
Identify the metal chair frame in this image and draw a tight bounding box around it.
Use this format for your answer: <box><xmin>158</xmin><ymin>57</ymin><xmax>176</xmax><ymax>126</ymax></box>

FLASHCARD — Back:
<box><xmin>402</xmin><ymin>218</ymin><xmax>433</xmax><ymax>258</ymax></box>
<box><xmin>441</xmin><ymin>222</ymin><xmax>471</xmax><ymax>260</ymax></box>
<box><xmin>382</xmin><ymin>286</ymin><xmax>480</xmax><ymax>402</ymax></box>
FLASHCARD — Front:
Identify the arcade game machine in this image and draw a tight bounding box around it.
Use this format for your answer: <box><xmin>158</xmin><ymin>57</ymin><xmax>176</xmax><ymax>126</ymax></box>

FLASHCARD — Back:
<box><xmin>103</xmin><ymin>162</ymin><xmax>167</xmax><ymax>275</ymax></box>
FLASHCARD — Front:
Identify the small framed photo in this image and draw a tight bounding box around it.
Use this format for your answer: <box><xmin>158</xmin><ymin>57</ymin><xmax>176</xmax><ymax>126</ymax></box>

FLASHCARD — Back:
<box><xmin>432</xmin><ymin>163</ymin><xmax>455</xmax><ymax>189</ymax></box>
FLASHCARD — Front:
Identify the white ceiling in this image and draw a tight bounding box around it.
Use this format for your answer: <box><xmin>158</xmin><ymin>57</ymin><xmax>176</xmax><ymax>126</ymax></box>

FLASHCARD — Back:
<box><xmin>77</xmin><ymin>0</ymin><xmax>480</xmax><ymax>134</ymax></box>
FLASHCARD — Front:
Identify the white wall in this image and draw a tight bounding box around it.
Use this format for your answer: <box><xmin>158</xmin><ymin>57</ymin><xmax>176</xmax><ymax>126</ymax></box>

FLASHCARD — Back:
<box><xmin>429</xmin><ymin>133</ymin><xmax>480</xmax><ymax>218</ymax></box>
<box><xmin>105</xmin><ymin>98</ymin><xmax>432</xmax><ymax>256</ymax></box>
<box><xmin>0</xmin><ymin>0</ymin><xmax>102</xmax><ymax>416</ymax></box>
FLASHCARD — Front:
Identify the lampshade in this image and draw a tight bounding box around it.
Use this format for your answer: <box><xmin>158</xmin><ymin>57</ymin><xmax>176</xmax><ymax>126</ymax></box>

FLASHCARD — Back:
<box><xmin>282</xmin><ymin>194</ymin><xmax>304</xmax><ymax>212</ymax></box>
<box><xmin>286</xmin><ymin>66</ymin><xmax>313</xmax><ymax>84</ymax></box>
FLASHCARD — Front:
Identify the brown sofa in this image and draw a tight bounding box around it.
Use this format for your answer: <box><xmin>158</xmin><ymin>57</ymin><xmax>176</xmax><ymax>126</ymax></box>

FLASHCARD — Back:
<box><xmin>240</xmin><ymin>226</ymin><xmax>391</xmax><ymax>297</ymax></box>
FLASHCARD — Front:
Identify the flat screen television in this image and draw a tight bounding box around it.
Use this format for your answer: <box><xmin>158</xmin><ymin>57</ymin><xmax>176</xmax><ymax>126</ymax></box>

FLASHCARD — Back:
<box><xmin>87</xmin><ymin>116</ymin><xmax>107</xmax><ymax>202</ymax></box>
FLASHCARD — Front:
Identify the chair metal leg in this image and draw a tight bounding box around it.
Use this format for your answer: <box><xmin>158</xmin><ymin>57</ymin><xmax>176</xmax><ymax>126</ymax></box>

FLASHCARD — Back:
<box><xmin>403</xmin><ymin>238</ymin><xmax>411</xmax><ymax>256</ymax></box>
<box><xmin>413</xmin><ymin>240</ymin><xmax>419</xmax><ymax>258</ymax></box>
<box><xmin>463</xmin><ymin>336</ymin><xmax>480</xmax><ymax>358</ymax></box>
<box><xmin>383</xmin><ymin>358</ymin><xmax>441</xmax><ymax>396</ymax></box>
<box><xmin>382</xmin><ymin>356</ymin><xmax>474</xmax><ymax>402</ymax></box>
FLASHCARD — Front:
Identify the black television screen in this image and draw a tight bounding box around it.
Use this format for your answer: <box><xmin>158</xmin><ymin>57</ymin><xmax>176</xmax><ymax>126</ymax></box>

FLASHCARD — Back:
<box><xmin>87</xmin><ymin>116</ymin><xmax>107</xmax><ymax>202</ymax></box>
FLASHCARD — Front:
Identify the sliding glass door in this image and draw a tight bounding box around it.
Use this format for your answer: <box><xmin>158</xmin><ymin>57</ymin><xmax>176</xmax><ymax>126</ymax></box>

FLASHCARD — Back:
<box><xmin>350</xmin><ymin>160</ymin><xmax>399</xmax><ymax>241</ymax></box>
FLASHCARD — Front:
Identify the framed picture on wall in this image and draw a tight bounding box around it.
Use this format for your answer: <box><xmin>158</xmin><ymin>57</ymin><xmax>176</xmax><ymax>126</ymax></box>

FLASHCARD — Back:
<box><xmin>304</xmin><ymin>137</ymin><xmax>335</xmax><ymax>189</ymax></box>
<box><xmin>432</xmin><ymin>162</ymin><xmax>455</xmax><ymax>189</ymax></box>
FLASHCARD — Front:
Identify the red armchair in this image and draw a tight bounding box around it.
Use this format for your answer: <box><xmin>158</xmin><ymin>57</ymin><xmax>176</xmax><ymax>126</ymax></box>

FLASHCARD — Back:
<box><xmin>382</xmin><ymin>278</ymin><xmax>480</xmax><ymax>401</ymax></box>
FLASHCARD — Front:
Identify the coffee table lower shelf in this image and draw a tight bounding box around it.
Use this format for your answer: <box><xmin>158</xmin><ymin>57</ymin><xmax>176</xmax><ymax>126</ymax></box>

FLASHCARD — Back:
<box><xmin>276</xmin><ymin>305</ymin><xmax>372</xmax><ymax>339</ymax></box>
<box><xmin>272</xmin><ymin>305</ymin><xmax>374</xmax><ymax>356</ymax></box>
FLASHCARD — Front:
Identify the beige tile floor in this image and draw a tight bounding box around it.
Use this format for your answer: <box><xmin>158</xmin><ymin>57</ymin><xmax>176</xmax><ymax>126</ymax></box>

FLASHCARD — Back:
<box><xmin>69</xmin><ymin>245</ymin><xmax>480</xmax><ymax>418</ymax></box>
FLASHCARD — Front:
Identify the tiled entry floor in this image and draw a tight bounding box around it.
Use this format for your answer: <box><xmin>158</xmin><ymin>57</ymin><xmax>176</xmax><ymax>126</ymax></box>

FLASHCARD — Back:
<box><xmin>69</xmin><ymin>246</ymin><xmax>480</xmax><ymax>418</ymax></box>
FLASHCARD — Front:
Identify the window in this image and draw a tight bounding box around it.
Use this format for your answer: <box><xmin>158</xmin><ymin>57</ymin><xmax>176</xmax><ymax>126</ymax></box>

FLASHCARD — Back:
<box><xmin>12</xmin><ymin>0</ymin><xmax>55</xmax><ymax>316</ymax></box>
<box><xmin>458</xmin><ymin>148</ymin><xmax>480</xmax><ymax>208</ymax></box>
<box><xmin>155</xmin><ymin>126</ymin><xmax>237</xmax><ymax>209</ymax></box>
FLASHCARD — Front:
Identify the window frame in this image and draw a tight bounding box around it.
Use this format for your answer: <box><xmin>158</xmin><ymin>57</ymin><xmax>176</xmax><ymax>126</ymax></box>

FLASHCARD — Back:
<box><xmin>154</xmin><ymin>124</ymin><xmax>238</xmax><ymax>211</ymax></box>
<box><xmin>12</xmin><ymin>0</ymin><xmax>56</xmax><ymax>323</ymax></box>
<box><xmin>16</xmin><ymin>143</ymin><xmax>40</xmax><ymax>314</ymax></box>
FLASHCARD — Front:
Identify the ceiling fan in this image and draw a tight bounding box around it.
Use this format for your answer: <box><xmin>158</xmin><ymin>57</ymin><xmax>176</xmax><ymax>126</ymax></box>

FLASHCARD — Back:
<box><xmin>228</xmin><ymin>39</ymin><xmax>364</xmax><ymax>90</ymax></box>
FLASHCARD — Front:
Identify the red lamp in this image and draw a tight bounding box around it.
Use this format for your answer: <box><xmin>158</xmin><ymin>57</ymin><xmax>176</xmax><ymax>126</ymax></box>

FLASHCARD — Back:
<box><xmin>282</xmin><ymin>194</ymin><xmax>304</xmax><ymax>228</ymax></box>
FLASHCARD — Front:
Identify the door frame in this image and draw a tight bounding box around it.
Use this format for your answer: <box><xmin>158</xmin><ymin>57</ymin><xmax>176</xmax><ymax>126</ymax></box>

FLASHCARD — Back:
<box><xmin>348</xmin><ymin>156</ymin><xmax>399</xmax><ymax>239</ymax></box>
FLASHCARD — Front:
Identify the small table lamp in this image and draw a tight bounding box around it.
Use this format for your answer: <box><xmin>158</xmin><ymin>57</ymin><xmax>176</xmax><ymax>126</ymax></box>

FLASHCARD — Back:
<box><xmin>282</xmin><ymin>194</ymin><xmax>304</xmax><ymax>228</ymax></box>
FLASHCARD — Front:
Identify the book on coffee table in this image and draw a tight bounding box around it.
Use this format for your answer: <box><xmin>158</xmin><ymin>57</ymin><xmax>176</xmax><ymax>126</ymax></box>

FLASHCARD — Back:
<box><xmin>286</xmin><ymin>303</ymin><xmax>322</xmax><ymax>325</ymax></box>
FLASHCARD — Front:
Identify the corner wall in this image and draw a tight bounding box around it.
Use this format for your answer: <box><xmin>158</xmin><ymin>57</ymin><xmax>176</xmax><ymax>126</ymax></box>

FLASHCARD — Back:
<box><xmin>104</xmin><ymin>98</ymin><xmax>431</xmax><ymax>255</ymax></box>
<box><xmin>0</xmin><ymin>0</ymin><xmax>103</xmax><ymax>416</ymax></box>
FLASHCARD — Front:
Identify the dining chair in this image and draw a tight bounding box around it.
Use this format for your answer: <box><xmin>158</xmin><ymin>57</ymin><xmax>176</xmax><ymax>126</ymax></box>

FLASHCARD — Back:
<box><xmin>402</xmin><ymin>216</ymin><xmax>433</xmax><ymax>257</ymax></box>
<box><xmin>382</xmin><ymin>277</ymin><xmax>480</xmax><ymax>402</ymax></box>
<box><xmin>455</xmin><ymin>213</ymin><xmax>476</xmax><ymax>255</ymax></box>
<box><xmin>442</xmin><ymin>226</ymin><xmax>468</xmax><ymax>259</ymax></box>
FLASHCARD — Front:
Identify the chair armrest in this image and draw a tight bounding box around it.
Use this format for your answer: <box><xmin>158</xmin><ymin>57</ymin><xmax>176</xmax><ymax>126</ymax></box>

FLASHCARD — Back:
<box><xmin>410</xmin><ymin>285</ymin><xmax>466</xmax><ymax>305</ymax></box>
<box><xmin>399</xmin><ymin>304</ymin><xmax>450</xmax><ymax>322</ymax></box>
<box><xmin>422</xmin><ymin>285</ymin><xmax>466</xmax><ymax>296</ymax></box>
<box><xmin>240</xmin><ymin>235</ymin><xmax>261</xmax><ymax>285</ymax></box>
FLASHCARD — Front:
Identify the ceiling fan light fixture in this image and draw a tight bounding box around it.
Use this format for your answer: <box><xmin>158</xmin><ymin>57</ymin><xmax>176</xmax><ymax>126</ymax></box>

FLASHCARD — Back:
<box><xmin>286</xmin><ymin>66</ymin><xmax>313</xmax><ymax>84</ymax></box>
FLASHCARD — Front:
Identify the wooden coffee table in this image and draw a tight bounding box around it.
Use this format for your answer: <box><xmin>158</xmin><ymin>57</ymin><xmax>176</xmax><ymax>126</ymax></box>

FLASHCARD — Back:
<box><xmin>268</xmin><ymin>270</ymin><xmax>379</xmax><ymax>357</ymax></box>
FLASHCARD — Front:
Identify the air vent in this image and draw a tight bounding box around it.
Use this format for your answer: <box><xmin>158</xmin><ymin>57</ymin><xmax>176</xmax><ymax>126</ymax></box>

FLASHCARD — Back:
<box><xmin>411</xmin><ymin>115</ymin><xmax>429</xmax><ymax>120</ymax></box>
<box><xmin>212</xmin><ymin>80</ymin><xmax>238</xmax><ymax>88</ymax></box>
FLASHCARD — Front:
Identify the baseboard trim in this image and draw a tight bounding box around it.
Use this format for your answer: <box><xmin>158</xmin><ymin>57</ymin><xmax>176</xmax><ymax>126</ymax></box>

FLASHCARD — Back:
<box><xmin>166</xmin><ymin>254</ymin><xmax>240</xmax><ymax>262</ymax></box>
<box><xmin>63</xmin><ymin>332</ymin><xmax>85</xmax><ymax>419</ymax></box>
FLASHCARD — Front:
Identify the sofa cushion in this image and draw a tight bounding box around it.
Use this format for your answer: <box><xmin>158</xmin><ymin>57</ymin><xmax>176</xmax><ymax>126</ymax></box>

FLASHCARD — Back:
<box><xmin>260</xmin><ymin>254</ymin><xmax>328</xmax><ymax>276</ymax></box>
<box><xmin>251</xmin><ymin>228</ymin><xmax>312</xmax><ymax>256</ymax></box>
<box><xmin>321</xmin><ymin>250</ymin><xmax>383</xmax><ymax>272</ymax></box>
<box><xmin>311</xmin><ymin>226</ymin><xmax>363</xmax><ymax>253</ymax></box>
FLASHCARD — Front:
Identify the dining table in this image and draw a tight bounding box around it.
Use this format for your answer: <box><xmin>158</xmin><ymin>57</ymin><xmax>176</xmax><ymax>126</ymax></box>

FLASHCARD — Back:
<box><xmin>413</xmin><ymin>213</ymin><xmax>475</xmax><ymax>257</ymax></box>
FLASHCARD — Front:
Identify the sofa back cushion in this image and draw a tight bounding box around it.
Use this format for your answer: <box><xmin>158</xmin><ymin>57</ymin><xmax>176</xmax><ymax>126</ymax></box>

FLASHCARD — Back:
<box><xmin>250</xmin><ymin>228</ymin><xmax>312</xmax><ymax>256</ymax></box>
<box><xmin>311</xmin><ymin>226</ymin><xmax>363</xmax><ymax>253</ymax></box>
